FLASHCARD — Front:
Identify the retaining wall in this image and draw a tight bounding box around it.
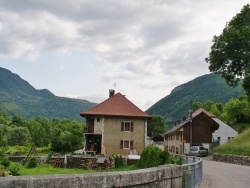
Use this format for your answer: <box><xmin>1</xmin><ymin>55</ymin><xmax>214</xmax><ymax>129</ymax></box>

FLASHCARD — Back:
<box><xmin>213</xmin><ymin>153</ymin><xmax>250</xmax><ymax>166</ymax></box>
<box><xmin>0</xmin><ymin>165</ymin><xmax>182</xmax><ymax>188</ymax></box>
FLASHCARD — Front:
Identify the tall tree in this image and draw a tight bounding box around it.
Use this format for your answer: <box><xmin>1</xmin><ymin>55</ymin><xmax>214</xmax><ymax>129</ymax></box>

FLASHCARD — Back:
<box><xmin>147</xmin><ymin>115</ymin><xmax>167</xmax><ymax>137</ymax></box>
<box><xmin>205</xmin><ymin>4</ymin><xmax>250</xmax><ymax>96</ymax></box>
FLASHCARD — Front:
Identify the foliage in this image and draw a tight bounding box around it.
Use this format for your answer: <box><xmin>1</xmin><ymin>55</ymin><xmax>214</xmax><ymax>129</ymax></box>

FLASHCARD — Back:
<box><xmin>26</xmin><ymin>157</ymin><xmax>38</xmax><ymax>168</ymax></box>
<box><xmin>0</xmin><ymin>156</ymin><xmax>11</xmax><ymax>169</ymax></box>
<box><xmin>192</xmin><ymin>100</ymin><xmax>223</xmax><ymax>117</ymax></box>
<box><xmin>214</xmin><ymin>127</ymin><xmax>250</xmax><ymax>156</ymax></box>
<box><xmin>147</xmin><ymin>115</ymin><xmax>167</xmax><ymax>137</ymax></box>
<box><xmin>7</xmin><ymin>163</ymin><xmax>22</xmax><ymax>176</ymax></box>
<box><xmin>168</xmin><ymin>155</ymin><xmax>184</xmax><ymax>165</ymax></box>
<box><xmin>7</xmin><ymin>146</ymin><xmax>30</xmax><ymax>156</ymax></box>
<box><xmin>205</xmin><ymin>4</ymin><xmax>250</xmax><ymax>97</ymax></box>
<box><xmin>114</xmin><ymin>155</ymin><xmax>125</xmax><ymax>168</ymax></box>
<box><xmin>7</xmin><ymin>126</ymin><xmax>31</xmax><ymax>146</ymax></box>
<box><xmin>138</xmin><ymin>146</ymin><xmax>170</xmax><ymax>168</ymax></box>
<box><xmin>0</xmin><ymin>110</ymin><xmax>85</xmax><ymax>154</ymax></box>
<box><xmin>146</xmin><ymin>73</ymin><xmax>244</xmax><ymax>127</ymax></box>
<box><xmin>221</xmin><ymin>96</ymin><xmax>250</xmax><ymax>124</ymax></box>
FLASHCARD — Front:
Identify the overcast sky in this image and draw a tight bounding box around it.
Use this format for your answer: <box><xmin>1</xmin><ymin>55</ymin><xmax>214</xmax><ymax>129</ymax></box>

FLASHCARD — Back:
<box><xmin>0</xmin><ymin>1</ymin><xmax>249</xmax><ymax>111</ymax></box>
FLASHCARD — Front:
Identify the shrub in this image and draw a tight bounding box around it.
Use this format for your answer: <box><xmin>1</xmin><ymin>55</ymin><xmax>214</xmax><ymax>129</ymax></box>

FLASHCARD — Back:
<box><xmin>138</xmin><ymin>146</ymin><xmax>170</xmax><ymax>168</ymax></box>
<box><xmin>169</xmin><ymin>155</ymin><xmax>184</xmax><ymax>165</ymax></box>
<box><xmin>8</xmin><ymin>163</ymin><xmax>22</xmax><ymax>176</ymax></box>
<box><xmin>27</xmin><ymin>157</ymin><xmax>38</xmax><ymax>168</ymax></box>
<box><xmin>0</xmin><ymin>156</ymin><xmax>10</xmax><ymax>169</ymax></box>
<box><xmin>114</xmin><ymin>155</ymin><xmax>124</xmax><ymax>168</ymax></box>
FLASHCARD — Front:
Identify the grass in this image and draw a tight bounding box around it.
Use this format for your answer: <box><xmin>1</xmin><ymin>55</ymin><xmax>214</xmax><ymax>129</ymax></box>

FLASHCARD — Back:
<box><xmin>21</xmin><ymin>164</ymin><xmax>101</xmax><ymax>176</ymax></box>
<box><xmin>214</xmin><ymin>127</ymin><xmax>250</xmax><ymax>156</ymax></box>
<box><xmin>21</xmin><ymin>164</ymin><xmax>139</xmax><ymax>176</ymax></box>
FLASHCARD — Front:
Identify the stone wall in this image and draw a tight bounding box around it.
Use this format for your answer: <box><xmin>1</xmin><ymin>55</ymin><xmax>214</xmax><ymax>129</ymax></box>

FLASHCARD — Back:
<box><xmin>0</xmin><ymin>165</ymin><xmax>182</xmax><ymax>188</ymax></box>
<box><xmin>213</xmin><ymin>153</ymin><xmax>250</xmax><ymax>166</ymax></box>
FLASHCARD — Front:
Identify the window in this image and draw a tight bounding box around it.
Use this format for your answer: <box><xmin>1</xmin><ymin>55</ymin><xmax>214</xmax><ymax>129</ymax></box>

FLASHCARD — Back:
<box><xmin>96</xmin><ymin>117</ymin><xmax>100</xmax><ymax>122</ymax></box>
<box><xmin>217</xmin><ymin>137</ymin><xmax>221</xmax><ymax>142</ymax></box>
<box><xmin>121</xmin><ymin>121</ymin><xmax>134</xmax><ymax>132</ymax></box>
<box><xmin>120</xmin><ymin>140</ymin><xmax>133</xmax><ymax>149</ymax></box>
<box><xmin>176</xmin><ymin>134</ymin><xmax>179</xmax><ymax>140</ymax></box>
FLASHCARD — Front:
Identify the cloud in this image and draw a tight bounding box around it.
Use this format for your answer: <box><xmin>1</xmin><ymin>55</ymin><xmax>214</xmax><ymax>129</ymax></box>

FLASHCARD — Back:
<box><xmin>0</xmin><ymin>0</ymin><xmax>249</xmax><ymax>110</ymax></box>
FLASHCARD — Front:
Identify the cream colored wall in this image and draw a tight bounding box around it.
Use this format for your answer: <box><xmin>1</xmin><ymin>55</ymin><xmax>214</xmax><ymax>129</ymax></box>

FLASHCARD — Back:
<box><xmin>94</xmin><ymin>117</ymin><xmax>103</xmax><ymax>134</ymax></box>
<box><xmin>102</xmin><ymin>117</ymin><xmax>146</xmax><ymax>156</ymax></box>
<box><xmin>164</xmin><ymin>132</ymin><xmax>184</xmax><ymax>154</ymax></box>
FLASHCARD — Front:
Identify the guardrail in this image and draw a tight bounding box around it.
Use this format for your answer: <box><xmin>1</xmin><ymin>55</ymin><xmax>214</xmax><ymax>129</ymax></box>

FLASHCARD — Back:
<box><xmin>182</xmin><ymin>156</ymin><xmax>203</xmax><ymax>188</ymax></box>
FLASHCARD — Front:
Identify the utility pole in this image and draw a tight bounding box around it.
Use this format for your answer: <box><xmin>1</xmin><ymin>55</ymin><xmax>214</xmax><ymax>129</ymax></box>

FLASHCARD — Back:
<box><xmin>189</xmin><ymin>101</ymin><xmax>193</xmax><ymax>148</ymax></box>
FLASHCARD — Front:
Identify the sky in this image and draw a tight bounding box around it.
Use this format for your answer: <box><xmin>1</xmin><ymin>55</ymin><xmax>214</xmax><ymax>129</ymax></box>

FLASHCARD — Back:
<box><xmin>0</xmin><ymin>1</ymin><xmax>249</xmax><ymax>111</ymax></box>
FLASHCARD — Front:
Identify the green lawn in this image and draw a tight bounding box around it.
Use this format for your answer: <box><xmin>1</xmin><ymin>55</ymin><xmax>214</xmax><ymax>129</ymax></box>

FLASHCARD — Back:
<box><xmin>21</xmin><ymin>164</ymin><xmax>98</xmax><ymax>176</ymax></box>
<box><xmin>21</xmin><ymin>164</ymin><xmax>138</xmax><ymax>176</ymax></box>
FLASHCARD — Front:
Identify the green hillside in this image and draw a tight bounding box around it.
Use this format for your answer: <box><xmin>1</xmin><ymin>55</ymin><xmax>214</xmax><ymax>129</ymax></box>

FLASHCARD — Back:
<box><xmin>0</xmin><ymin>67</ymin><xmax>96</xmax><ymax>121</ymax></box>
<box><xmin>214</xmin><ymin>126</ymin><xmax>250</xmax><ymax>156</ymax></box>
<box><xmin>146</xmin><ymin>73</ymin><xmax>245</xmax><ymax>126</ymax></box>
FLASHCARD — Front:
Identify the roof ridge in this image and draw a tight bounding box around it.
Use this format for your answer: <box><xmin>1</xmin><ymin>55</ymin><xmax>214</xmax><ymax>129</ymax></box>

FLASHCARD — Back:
<box><xmin>80</xmin><ymin>92</ymin><xmax>150</xmax><ymax>118</ymax></box>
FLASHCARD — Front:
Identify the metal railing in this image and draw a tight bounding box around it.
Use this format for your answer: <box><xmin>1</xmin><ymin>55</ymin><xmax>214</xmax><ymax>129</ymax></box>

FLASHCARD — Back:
<box><xmin>182</xmin><ymin>156</ymin><xmax>203</xmax><ymax>188</ymax></box>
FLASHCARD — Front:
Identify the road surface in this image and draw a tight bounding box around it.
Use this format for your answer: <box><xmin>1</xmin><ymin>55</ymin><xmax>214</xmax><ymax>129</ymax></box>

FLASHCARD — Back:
<box><xmin>200</xmin><ymin>157</ymin><xmax>250</xmax><ymax>188</ymax></box>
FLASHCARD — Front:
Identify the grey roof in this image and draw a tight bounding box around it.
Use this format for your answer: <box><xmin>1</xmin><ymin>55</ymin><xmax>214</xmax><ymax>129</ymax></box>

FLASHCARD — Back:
<box><xmin>164</xmin><ymin>117</ymin><xmax>191</xmax><ymax>135</ymax></box>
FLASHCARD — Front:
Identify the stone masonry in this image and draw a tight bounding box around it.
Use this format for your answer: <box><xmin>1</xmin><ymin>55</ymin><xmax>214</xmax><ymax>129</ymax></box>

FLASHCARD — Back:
<box><xmin>0</xmin><ymin>165</ymin><xmax>182</xmax><ymax>188</ymax></box>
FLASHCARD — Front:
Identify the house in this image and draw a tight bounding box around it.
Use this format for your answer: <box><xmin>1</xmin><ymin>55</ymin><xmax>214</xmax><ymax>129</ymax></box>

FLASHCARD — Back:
<box><xmin>163</xmin><ymin>108</ymin><xmax>219</xmax><ymax>155</ymax></box>
<box><xmin>212</xmin><ymin>118</ymin><xmax>238</xmax><ymax>145</ymax></box>
<box><xmin>192</xmin><ymin>109</ymin><xmax>238</xmax><ymax>145</ymax></box>
<box><xmin>80</xmin><ymin>90</ymin><xmax>151</xmax><ymax>156</ymax></box>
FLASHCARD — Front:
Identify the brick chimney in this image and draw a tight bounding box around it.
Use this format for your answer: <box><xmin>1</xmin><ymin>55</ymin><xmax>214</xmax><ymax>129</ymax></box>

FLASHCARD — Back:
<box><xmin>109</xmin><ymin>89</ymin><xmax>115</xmax><ymax>98</ymax></box>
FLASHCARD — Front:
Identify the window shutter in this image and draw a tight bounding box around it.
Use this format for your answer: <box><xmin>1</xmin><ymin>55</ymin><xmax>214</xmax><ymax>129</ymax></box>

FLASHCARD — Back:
<box><xmin>130</xmin><ymin>140</ymin><xmax>133</xmax><ymax>150</ymax></box>
<box><xmin>131</xmin><ymin>122</ymin><xmax>134</xmax><ymax>132</ymax></box>
<box><xmin>121</xmin><ymin>122</ymin><xmax>124</xmax><ymax>131</ymax></box>
<box><xmin>120</xmin><ymin>140</ymin><xmax>123</xmax><ymax>149</ymax></box>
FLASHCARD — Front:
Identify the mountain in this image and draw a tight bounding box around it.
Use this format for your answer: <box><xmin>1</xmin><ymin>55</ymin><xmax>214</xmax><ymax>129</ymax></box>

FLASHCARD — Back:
<box><xmin>0</xmin><ymin>67</ymin><xmax>97</xmax><ymax>121</ymax></box>
<box><xmin>146</xmin><ymin>73</ymin><xmax>245</xmax><ymax>126</ymax></box>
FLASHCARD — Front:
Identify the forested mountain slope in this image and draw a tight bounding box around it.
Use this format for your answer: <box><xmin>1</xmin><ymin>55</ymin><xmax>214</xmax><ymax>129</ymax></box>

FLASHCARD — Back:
<box><xmin>0</xmin><ymin>67</ymin><xmax>96</xmax><ymax>121</ymax></box>
<box><xmin>146</xmin><ymin>73</ymin><xmax>244</xmax><ymax>126</ymax></box>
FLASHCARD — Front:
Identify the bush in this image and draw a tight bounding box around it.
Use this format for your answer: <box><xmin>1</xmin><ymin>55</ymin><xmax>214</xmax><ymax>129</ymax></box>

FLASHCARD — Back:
<box><xmin>27</xmin><ymin>157</ymin><xmax>38</xmax><ymax>168</ymax></box>
<box><xmin>114</xmin><ymin>155</ymin><xmax>124</xmax><ymax>168</ymax></box>
<box><xmin>169</xmin><ymin>155</ymin><xmax>184</xmax><ymax>165</ymax></box>
<box><xmin>0</xmin><ymin>156</ymin><xmax>10</xmax><ymax>169</ymax></box>
<box><xmin>8</xmin><ymin>163</ymin><xmax>22</xmax><ymax>176</ymax></box>
<box><xmin>138</xmin><ymin>146</ymin><xmax>170</xmax><ymax>168</ymax></box>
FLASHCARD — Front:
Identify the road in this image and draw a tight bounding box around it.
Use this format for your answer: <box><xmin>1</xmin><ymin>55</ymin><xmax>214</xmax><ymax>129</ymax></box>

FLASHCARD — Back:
<box><xmin>200</xmin><ymin>156</ymin><xmax>250</xmax><ymax>188</ymax></box>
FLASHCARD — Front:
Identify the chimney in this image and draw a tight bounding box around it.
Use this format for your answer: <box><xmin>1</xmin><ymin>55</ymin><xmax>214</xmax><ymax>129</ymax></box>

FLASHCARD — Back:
<box><xmin>109</xmin><ymin>89</ymin><xmax>115</xmax><ymax>98</ymax></box>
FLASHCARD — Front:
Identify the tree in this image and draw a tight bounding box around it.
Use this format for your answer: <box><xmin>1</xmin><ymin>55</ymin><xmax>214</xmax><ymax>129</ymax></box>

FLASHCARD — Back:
<box><xmin>221</xmin><ymin>96</ymin><xmax>250</xmax><ymax>124</ymax></box>
<box><xmin>147</xmin><ymin>115</ymin><xmax>167</xmax><ymax>137</ymax></box>
<box><xmin>7</xmin><ymin>126</ymin><xmax>31</xmax><ymax>146</ymax></box>
<box><xmin>205</xmin><ymin>4</ymin><xmax>250</xmax><ymax>96</ymax></box>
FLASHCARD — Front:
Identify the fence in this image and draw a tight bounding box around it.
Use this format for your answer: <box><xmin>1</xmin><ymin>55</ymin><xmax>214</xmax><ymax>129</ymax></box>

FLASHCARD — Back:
<box><xmin>182</xmin><ymin>155</ymin><xmax>203</xmax><ymax>188</ymax></box>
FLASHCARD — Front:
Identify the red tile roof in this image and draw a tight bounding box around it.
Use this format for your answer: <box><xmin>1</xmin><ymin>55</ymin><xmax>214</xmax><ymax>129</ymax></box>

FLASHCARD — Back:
<box><xmin>192</xmin><ymin>108</ymin><xmax>216</xmax><ymax>118</ymax></box>
<box><xmin>80</xmin><ymin>92</ymin><xmax>151</xmax><ymax>118</ymax></box>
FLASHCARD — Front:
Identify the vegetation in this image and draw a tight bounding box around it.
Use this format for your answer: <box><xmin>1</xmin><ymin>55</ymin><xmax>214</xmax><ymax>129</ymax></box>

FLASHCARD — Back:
<box><xmin>0</xmin><ymin>67</ymin><xmax>96</xmax><ymax>121</ymax></box>
<box><xmin>192</xmin><ymin>95</ymin><xmax>250</xmax><ymax>133</ymax></box>
<box><xmin>205</xmin><ymin>4</ymin><xmax>250</xmax><ymax>97</ymax></box>
<box><xmin>0</xmin><ymin>111</ymin><xmax>84</xmax><ymax>154</ymax></box>
<box><xmin>146</xmin><ymin>73</ymin><xmax>244</xmax><ymax>127</ymax></box>
<box><xmin>138</xmin><ymin>146</ymin><xmax>170</xmax><ymax>168</ymax></box>
<box><xmin>147</xmin><ymin>115</ymin><xmax>167</xmax><ymax>137</ymax></box>
<box><xmin>214</xmin><ymin>127</ymin><xmax>250</xmax><ymax>156</ymax></box>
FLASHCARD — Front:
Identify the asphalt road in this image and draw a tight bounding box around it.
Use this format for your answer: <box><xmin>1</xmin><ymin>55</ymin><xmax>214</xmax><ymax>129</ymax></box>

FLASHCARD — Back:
<box><xmin>200</xmin><ymin>156</ymin><xmax>250</xmax><ymax>188</ymax></box>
